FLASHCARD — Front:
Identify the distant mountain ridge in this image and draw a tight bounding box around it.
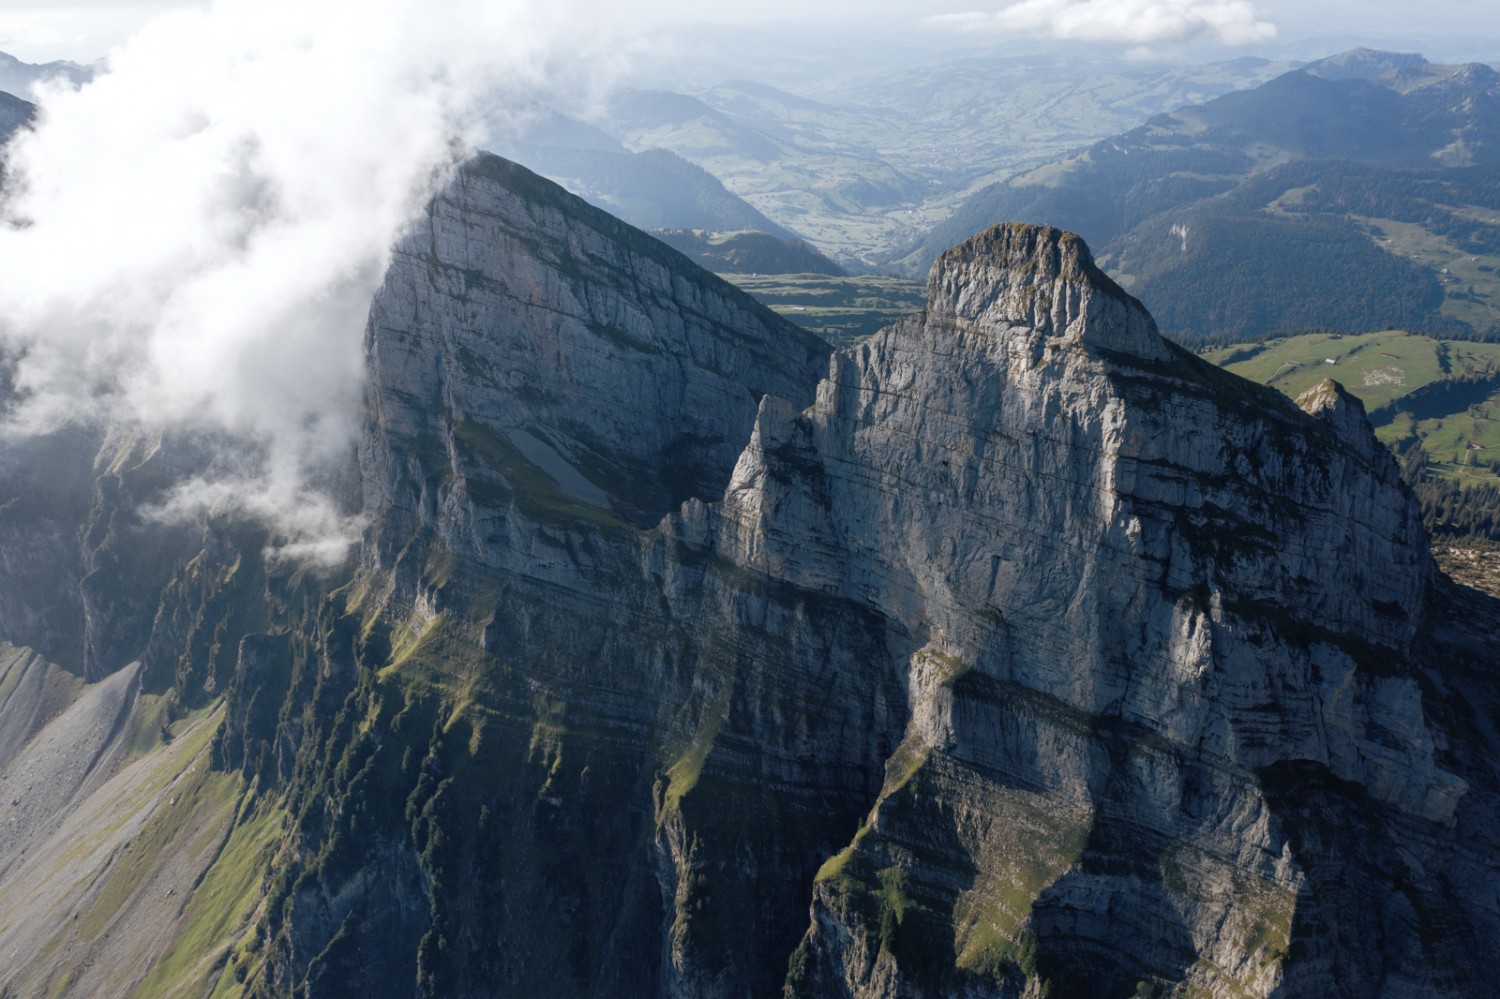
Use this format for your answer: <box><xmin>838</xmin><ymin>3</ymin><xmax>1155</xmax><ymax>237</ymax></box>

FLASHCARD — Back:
<box><xmin>562</xmin><ymin>54</ymin><xmax>1299</xmax><ymax>267</ymax></box>
<box><xmin>651</xmin><ymin>228</ymin><xmax>845</xmax><ymax>275</ymax></box>
<box><xmin>0</xmin><ymin>51</ymin><xmax>91</xmax><ymax>100</ymax></box>
<box><xmin>0</xmin><ymin>90</ymin><xmax>33</xmax><ymax>142</ymax></box>
<box><xmin>487</xmin><ymin>105</ymin><xmax>801</xmax><ymax>241</ymax></box>
<box><xmin>892</xmin><ymin>49</ymin><xmax>1500</xmax><ymax>345</ymax></box>
<box><xmin>0</xmin><ymin>48</ymin><xmax>88</xmax><ymax>148</ymax></box>
<box><xmin>501</xmin><ymin>141</ymin><xmax>797</xmax><ymax>238</ymax></box>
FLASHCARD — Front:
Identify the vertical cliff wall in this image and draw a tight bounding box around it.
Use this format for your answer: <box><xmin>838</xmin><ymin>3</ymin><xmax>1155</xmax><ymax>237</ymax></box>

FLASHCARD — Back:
<box><xmin>1</xmin><ymin>155</ymin><xmax>1498</xmax><ymax>999</ymax></box>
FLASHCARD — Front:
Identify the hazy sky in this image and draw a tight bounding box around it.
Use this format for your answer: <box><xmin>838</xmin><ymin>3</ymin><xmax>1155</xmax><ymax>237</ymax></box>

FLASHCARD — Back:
<box><xmin>2</xmin><ymin>0</ymin><xmax>1499</xmax><ymax>65</ymax></box>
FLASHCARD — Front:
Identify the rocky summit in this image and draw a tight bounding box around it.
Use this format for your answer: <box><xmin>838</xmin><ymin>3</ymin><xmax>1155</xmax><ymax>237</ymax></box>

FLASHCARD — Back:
<box><xmin>1</xmin><ymin>153</ymin><xmax>1499</xmax><ymax>999</ymax></box>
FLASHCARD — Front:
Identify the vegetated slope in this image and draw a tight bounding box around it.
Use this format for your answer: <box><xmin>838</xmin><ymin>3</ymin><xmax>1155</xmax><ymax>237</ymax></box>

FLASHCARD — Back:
<box><xmin>1208</xmin><ymin>328</ymin><xmax>1500</xmax><ymax>547</ymax></box>
<box><xmin>723</xmin><ymin>272</ymin><xmax>925</xmax><ymax>347</ymax></box>
<box><xmin>1203</xmin><ymin>329</ymin><xmax>1490</xmax><ymax>413</ymax></box>
<box><xmin>651</xmin><ymin>227</ymin><xmax>845</xmax><ymax>276</ymax></box>
<box><xmin>2</xmin><ymin>159</ymin><xmax>1500</xmax><ymax>999</ymax></box>
<box><xmin>0</xmin><ymin>418</ymin><xmax>333</xmax><ymax>997</ymax></box>
<box><xmin>893</xmin><ymin>50</ymin><xmax>1500</xmax><ymax>345</ymax></box>
<box><xmin>1206</xmin><ymin>328</ymin><xmax>1500</xmax><ymax>476</ymax></box>
<box><xmin>580</xmin><ymin>55</ymin><xmax>1293</xmax><ymax>268</ymax></box>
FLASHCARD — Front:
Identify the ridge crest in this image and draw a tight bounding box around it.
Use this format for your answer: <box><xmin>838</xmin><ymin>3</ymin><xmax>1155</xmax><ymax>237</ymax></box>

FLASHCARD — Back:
<box><xmin>924</xmin><ymin>222</ymin><xmax>1170</xmax><ymax>361</ymax></box>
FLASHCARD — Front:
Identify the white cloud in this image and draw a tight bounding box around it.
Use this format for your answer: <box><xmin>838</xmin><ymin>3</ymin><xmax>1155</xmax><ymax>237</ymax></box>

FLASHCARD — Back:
<box><xmin>930</xmin><ymin>0</ymin><xmax>1277</xmax><ymax>46</ymax></box>
<box><xmin>0</xmin><ymin>0</ymin><xmax>617</xmax><ymax>565</ymax></box>
<box><xmin>0</xmin><ymin>3</ymin><xmax>186</xmax><ymax>63</ymax></box>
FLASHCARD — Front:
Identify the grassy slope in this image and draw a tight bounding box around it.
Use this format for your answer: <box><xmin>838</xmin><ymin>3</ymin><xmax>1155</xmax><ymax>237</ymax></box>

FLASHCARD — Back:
<box><xmin>1206</xmin><ymin>329</ymin><xmax>1500</xmax><ymax>481</ymax></box>
<box><xmin>1357</xmin><ymin>215</ymin><xmax>1500</xmax><ymax>333</ymax></box>
<box><xmin>723</xmin><ymin>272</ymin><xmax>925</xmax><ymax>347</ymax></box>
<box><xmin>0</xmin><ymin>701</ymin><xmax>274</xmax><ymax>999</ymax></box>
<box><xmin>1205</xmin><ymin>330</ymin><xmax>1451</xmax><ymax>409</ymax></box>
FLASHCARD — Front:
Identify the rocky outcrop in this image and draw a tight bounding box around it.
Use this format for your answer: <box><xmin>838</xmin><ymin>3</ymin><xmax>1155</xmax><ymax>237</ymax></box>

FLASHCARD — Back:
<box><xmin>239</xmin><ymin>178</ymin><xmax>1500</xmax><ymax>998</ymax></box>
<box><xmin>1</xmin><ymin>157</ymin><xmax>1498</xmax><ymax>999</ymax></box>
<box><xmin>694</xmin><ymin>224</ymin><xmax>1471</xmax><ymax>997</ymax></box>
<box><xmin>252</xmin><ymin>154</ymin><xmax>856</xmax><ymax>998</ymax></box>
<box><xmin>925</xmin><ymin>222</ymin><xmax>1170</xmax><ymax>361</ymax></box>
<box><xmin>362</xmin><ymin>153</ymin><xmax>830</xmax><ymax>545</ymax></box>
<box><xmin>316</xmin><ymin>180</ymin><xmax>1491</xmax><ymax>997</ymax></box>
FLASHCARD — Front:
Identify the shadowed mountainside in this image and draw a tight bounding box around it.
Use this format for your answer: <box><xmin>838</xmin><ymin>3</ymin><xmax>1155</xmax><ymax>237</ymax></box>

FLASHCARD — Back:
<box><xmin>0</xmin><ymin>156</ymin><xmax>1497</xmax><ymax>997</ymax></box>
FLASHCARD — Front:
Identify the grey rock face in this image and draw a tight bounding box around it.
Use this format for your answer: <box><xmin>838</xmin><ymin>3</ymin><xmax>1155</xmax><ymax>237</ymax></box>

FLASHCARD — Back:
<box><xmin>312</xmin><ymin>154</ymin><xmax>862</xmax><ymax>998</ymax></box>
<box><xmin>362</xmin><ymin>153</ymin><xmax>829</xmax><ymax>547</ymax></box>
<box><xmin>331</xmin><ymin>182</ymin><xmax>1496</xmax><ymax>998</ymax></box>
<box><xmin>3</xmin><ymin>154</ymin><xmax>1496</xmax><ymax>998</ymax></box>
<box><xmin>925</xmin><ymin>222</ymin><xmax>1171</xmax><ymax>362</ymax></box>
<box><xmin>691</xmin><ymin>225</ymin><xmax>1475</xmax><ymax>997</ymax></box>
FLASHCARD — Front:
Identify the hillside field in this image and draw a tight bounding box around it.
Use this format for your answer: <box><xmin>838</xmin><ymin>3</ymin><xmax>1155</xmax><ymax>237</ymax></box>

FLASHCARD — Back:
<box><xmin>1206</xmin><ymin>329</ymin><xmax>1500</xmax><ymax>482</ymax></box>
<box><xmin>724</xmin><ymin>272</ymin><xmax>924</xmax><ymax>347</ymax></box>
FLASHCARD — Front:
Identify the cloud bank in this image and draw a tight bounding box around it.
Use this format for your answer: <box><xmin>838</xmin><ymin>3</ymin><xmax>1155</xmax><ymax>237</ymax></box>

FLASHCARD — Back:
<box><xmin>0</xmin><ymin>0</ymin><xmax>613</xmax><ymax>564</ymax></box>
<box><xmin>930</xmin><ymin>0</ymin><xmax>1277</xmax><ymax>46</ymax></box>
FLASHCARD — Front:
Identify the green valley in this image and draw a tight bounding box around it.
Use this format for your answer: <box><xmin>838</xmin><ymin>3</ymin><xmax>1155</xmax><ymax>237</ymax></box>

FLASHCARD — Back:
<box><xmin>1206</xmin><ymin>329</ymin><xmax>1500</xmax><ymax>477</ymax></box>
<box><xmin>1208</xmin><ymin>328</ymin><xmax>1500</xmax><ymax>553</ymax></box>
<box><xmin>724</xmin><ymin>273</ymin><xmax>925</xmax><ymax>347</ymax></box>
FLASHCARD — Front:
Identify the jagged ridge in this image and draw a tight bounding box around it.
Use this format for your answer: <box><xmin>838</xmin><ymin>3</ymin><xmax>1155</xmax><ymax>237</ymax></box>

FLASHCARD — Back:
<box><xmin>1</xmin><ymin>161</ymin><xmax>1498</xmax><ymax>999</ymax></box>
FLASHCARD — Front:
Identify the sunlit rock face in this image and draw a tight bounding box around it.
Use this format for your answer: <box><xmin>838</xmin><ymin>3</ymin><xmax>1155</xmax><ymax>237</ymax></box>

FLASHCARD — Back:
<box><xmin>362</xmin><ymin>155</ymin><xmax>832</xmax><ymax>545</ymax></box>
<box><xmin>1</xmin><ymin>154</ymin><xmax>1497</xmax><ymax>999</ymax></box>
<box><xmin>340</xmin><ymin>158</ymin><xmax>1488</xmax><ymax>998</ymax></box>
<box><xmin>701</xmin><ymin>221</ymin><xmax>1463</xmax><ymax>998</ymax></box>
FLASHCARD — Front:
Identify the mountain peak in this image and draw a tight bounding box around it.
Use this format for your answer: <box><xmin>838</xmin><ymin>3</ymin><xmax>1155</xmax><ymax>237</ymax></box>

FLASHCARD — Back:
<box><xmin>1303</xmin><ymin>48</ymin><xmax>1429</xmax><ymax>81</ymax></box>
<box><xmin>1296</xmin><ymin>376</ymin><xmax>1393</xmax><ymax>471</ymax></box>
<box><xmin>924</xmin><ymin>222</ymin><xmax>1170</xmax><ymax>361</ymax></box>
<box><xmin>1296</xmin><ymin>375</ymin><xmax>1361</xmax><ymax>412</ymax></box>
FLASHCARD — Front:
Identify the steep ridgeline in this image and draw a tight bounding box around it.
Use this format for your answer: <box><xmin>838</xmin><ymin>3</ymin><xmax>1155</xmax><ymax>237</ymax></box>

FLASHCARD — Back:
<box><xmin>3</xmin><ymin>155</ymin><xmax>1500</xmax><ymax>999</ymax></box>
<box><xmin>285</xmin><ymin>165</ymin><xmax>1495</xmax><ymax>996</ymax></box>
<box><xmin>701</xmin><ymin>226</ymin><xmax>1485</xmax><ymax>997</ymax></box>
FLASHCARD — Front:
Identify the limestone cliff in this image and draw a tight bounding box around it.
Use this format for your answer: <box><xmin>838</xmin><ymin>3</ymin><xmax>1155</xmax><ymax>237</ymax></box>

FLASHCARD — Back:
<box><xmin>1</xmin><ymin>155</ymin><xmax>1498</xmax><ymax>999</ymax></box>
<box><xmin>707</xmin><ymin>225</ymin><xmax>1471</xmax><ymax>997</ymax></box>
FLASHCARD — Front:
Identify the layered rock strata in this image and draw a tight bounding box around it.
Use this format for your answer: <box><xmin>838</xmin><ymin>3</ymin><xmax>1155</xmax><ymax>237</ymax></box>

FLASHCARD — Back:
<box><xmin>1</xmin><ymin>155</ymin><xmax>1497</xmax><ymax>999</ymax></box>
<box><xmin>331</xmin><ymin>162</ymin><xmax>1489</xmax><ymax>996</ymax></box>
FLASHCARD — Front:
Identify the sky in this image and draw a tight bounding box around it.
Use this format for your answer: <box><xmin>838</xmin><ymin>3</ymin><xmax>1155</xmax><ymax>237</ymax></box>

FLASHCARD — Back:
<box><xmin>1</xmin><ymin>0</ymin><xmax>1499</xmax><ymax>65</ymax></box>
